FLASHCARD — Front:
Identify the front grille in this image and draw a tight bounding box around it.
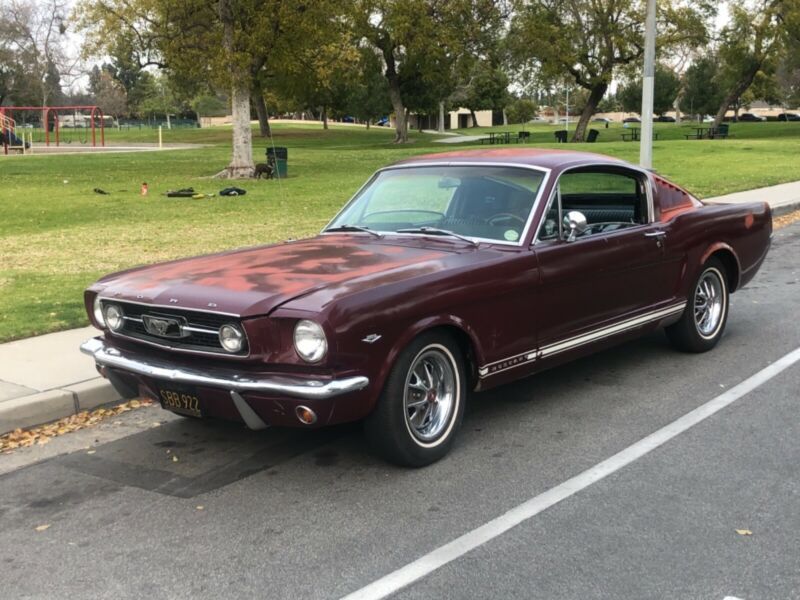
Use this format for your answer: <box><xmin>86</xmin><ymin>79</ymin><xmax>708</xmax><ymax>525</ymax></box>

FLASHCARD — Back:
<box><xmin>101</xmin><ymin>300</ymin><xmax>248</xmax><ymax>356</ymax></box>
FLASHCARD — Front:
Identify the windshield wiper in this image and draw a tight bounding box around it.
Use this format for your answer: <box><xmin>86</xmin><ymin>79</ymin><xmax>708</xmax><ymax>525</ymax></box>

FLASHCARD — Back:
<box><xmin>324</xmin><ymin>224</ymin><xmax>383</xmax><ymax>239</ymax></box>
<box><xmin>396</xmin><ymin>227</ymin><xmax>479</xmax><ymax>247</ymax></box>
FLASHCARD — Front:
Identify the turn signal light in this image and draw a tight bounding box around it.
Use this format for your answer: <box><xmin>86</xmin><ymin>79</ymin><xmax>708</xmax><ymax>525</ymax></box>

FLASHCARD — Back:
<box><xmin>295</xmin><ymin>405</ymin><xmax>317</xmax><ymax>425</ymax></box>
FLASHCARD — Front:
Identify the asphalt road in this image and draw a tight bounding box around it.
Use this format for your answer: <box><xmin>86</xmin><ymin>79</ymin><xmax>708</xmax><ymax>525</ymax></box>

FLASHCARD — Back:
<box><xmin>1</xmin><ymin>222</ymin><xmax>798</xmax><ymax>600</ymax></box>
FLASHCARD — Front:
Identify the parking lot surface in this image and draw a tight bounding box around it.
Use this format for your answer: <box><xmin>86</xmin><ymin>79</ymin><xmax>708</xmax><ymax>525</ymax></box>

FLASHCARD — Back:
<box><xmin>1</xmin><ymin>221</ymin><xmax>798</xmax><ymax>600</ymax></box>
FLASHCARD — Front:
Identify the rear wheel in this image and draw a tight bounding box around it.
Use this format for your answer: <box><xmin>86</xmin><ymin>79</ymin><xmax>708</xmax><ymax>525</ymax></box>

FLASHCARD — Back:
<box><xmin>365</xmin><ymin>332</ymin><xmax>466</xmax><ymax>467</ymax></box>
<box><xmin>666</xmin><ymin>257</ymin><xmax>729</xmax><ymax>352</ymax></box>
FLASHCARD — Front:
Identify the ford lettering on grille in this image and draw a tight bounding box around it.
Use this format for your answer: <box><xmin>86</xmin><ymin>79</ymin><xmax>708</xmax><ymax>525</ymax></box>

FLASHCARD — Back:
<box><xmin>142</xmin><ymin>314</ymin><xmax>188</xmax><ymax>339</ymax></box>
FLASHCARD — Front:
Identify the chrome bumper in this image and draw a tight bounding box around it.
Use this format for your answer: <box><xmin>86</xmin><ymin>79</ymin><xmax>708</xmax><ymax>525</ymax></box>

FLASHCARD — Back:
<box><xmin>79</xmin><ymin>337</ymin><xmax>370</xmax><ymax>400</ymax></box>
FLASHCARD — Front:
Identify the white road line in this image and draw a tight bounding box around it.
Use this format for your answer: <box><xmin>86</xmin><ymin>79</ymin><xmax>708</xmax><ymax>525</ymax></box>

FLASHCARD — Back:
<box><xmin>341</xmin><ymin>346</ymin><xmax>800</xmax><ymax>600</ymax></box>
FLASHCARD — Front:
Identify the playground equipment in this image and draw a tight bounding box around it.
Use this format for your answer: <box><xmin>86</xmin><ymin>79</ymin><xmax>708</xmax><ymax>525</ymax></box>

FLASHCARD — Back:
<box><xmin>0</xmin><ymin>105</ymin><xmax>105</xmax><ymax>150</ymax></box>
<box><xmin>0</xmin><ymin>113</ymin><xmax>30</xmax><ymax>154</ymax></box>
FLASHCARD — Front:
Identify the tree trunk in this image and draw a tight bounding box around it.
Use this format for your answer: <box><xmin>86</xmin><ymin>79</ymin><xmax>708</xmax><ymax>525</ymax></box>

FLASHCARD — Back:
<box><xmin>216</xmin><ymin>0</ymin><xmax>254</xmax><ymax>178</ymax></box>
<box><xmin>216</xmin><ymin>81</ymin><xmax>255</xmax><ymax>178</ymax></box>
<box><xmin>502</xmin><ymin>109</ymin><xmax>508</xmax><ymax>126</ymax></box>
<box><xmin>387</xmin><ymin>77</ymin><xmax>407</xmax><ymax>143</ymax></box>
<box><xmin>365</xmin><ymin>120</ymin><xmax>370</xmax><ymax>130</ymax></box>
<box><xmin>713</xmin><ymin>69</ymin><xmax>759</xmax><ymax>129</ymax></box>
<box><xmin>572</xmin><ymin>83</ymin><xmax>608</xmax><ymax>142</ymax></box>
<box><xmin>470</xmin><ymin>109</ymin><xmax>479</xmax><ymax>127</ymax></box>
<box><xmin>438</xmin><ymin>101</ymin><xmax>445</xmax><ymax>133</ymax></box>
<box><xmin>377</xmin><ymin>38</ymin><xmax>408</xmax><ymax>143</ymax></box>
<box><xmin>253</xmin><ymin>91</ymin><xmax>271</xmax><ymax>137</ymax></box>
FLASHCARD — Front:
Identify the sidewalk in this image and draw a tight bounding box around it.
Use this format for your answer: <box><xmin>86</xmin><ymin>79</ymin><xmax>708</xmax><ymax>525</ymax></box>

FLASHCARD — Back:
<box><xmin>0</xmin><ymin>327</ymin><xmax>118</xmax><ymax>434</ymax></box>
<box><xmin>1</xmin><ymin>180</ymin><xmax>799</xmax><ymax>435</ymax></box>
<box><xmin>703</xmin><ymin>179</ymin><xmax>800</xmax><ymax>214</ymax></box>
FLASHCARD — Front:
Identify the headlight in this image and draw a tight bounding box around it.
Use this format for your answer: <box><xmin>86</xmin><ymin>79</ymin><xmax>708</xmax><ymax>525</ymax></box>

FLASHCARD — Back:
<box><xmin>219</xmin><ymin>324</ymin><xmax>245</xmax><ymax>353</ymax></box>
<box><xmin>104</xmin><ymin>303</ymin><xmax>124</xmax><ymax>331</ymax></box>
<box><xmin>294</xmin><ymin>320</ymin><xmax>327</xmax><ymax>363</ymax></box>
<box><xmin>93</xmin><ymin>296</ymin><xmax>106</xmax><ymax>328</ymax></box>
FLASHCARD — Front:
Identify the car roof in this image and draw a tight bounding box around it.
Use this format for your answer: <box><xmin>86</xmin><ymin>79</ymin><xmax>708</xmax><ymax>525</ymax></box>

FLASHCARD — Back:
<box><xmin>390</xmin><ymin>148</ymin><xmax>630</xmax><ymax>172</ymax></box>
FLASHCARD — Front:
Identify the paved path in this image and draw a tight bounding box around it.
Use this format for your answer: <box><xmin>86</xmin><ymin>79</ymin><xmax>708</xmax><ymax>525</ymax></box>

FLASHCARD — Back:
<box><xmin>0</xmin><ymin>180</ymin><xmax>798</xmax><ymax>435</ymax></box>
<box><xmin>0</xmin><ymin>221</ymin><xmax>797</xmax><ymax>599</ymax></box>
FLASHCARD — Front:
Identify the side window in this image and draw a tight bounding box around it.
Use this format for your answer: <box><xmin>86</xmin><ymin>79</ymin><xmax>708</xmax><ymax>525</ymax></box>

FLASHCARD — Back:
<box><xmin>537</xmin><ymin>168</ymin><xmax>649</xmax><ymax>241</ymax></box>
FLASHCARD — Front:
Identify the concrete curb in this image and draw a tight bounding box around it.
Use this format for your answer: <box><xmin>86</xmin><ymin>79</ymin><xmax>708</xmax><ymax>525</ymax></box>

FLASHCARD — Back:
<box><xmin>0</xmin><ymin>378</ymin><xmax>119</xmax><ymax>435</ymax></box>
<box><xmin>772</xmin><ymin>200</ymin><xmax>800</xmax><ymax>216</ymax></box>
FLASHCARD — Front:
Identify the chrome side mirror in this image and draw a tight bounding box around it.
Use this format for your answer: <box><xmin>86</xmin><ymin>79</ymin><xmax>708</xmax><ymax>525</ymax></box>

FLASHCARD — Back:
<box><xmin>563</xmin><ymin>210</ymin><xmax>588</xmax><ymax>242</ymax></box>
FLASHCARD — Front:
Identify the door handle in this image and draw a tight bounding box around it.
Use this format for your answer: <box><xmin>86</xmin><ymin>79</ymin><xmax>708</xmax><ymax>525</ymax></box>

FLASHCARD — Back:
<box><xmin>644</xmin><ymin>231</ymin><xmax>667</xmax><ymax>238</ymax></box>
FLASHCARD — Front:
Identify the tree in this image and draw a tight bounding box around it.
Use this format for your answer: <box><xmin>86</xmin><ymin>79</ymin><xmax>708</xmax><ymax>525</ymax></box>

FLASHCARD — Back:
<box><xmin>775</xmin><ymin>51</ymin><xmax>800</xmax><ymax>107</ymax></box>
<box><xmin>276</xmin><ymin>13</ymin><xmax>360</xmax><ymax>130</ymax></box>
<box><xmin>505</xmin><ymin>97</ymin><xmax>538</xmax><ymax>124</ymax></box>
<box><xmin>192</xmin><ymin>93</ymin><xmax>228</xmax><ymax>123</ymax></box>
<box><xmin>509</xmin><ymin>0</ymin><xmax>710</xmax><ymax>142</ymax></box>
<box><xmin>1</xmin><ymin>0</ymin><xmax>78</xmax><ymax>108</ymax></box>
<box><xmin>452</xmin><ymin>60</ymin><xmax>509</xmax><ymax>127</ymax></box>
<box><xmin>712</xmin><ymin>1</ymin><xmax>785</xmax><ymax>128</ymax></box>
<box><xmin>345</xmin><ymin>48</ymin><xmax>392</xmax><ymax>128</ymax></box>
<box><xmin>77</xmin><ymin>0</ymin><xmax>342</xmax><ymax>178</ymax></box>
<box><xmin>618</xmin><ymin>64</ymin><xmax>680</xmax><ymax>116</ymax></box>
<box><xmin>93</xmin><ymin>70</ymin><xmax>128</xmax><ymax>120</ymax></box>
<box><xmin>353</xmin><ymin>0</ymin><xmax>508</xmax><ymax>143</ymax></box>
<box><xmin>682</xmin><ymin>56</ymin><xmax>723</xmax><ymax>118</ymax></box>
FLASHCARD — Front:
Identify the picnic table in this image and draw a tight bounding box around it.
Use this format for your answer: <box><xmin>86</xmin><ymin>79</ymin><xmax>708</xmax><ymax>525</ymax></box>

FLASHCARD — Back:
<box><xmin>685</xmin><ymin>126</ymin><xmax>711</xmax><ymax>140</ymax></box>
<box><xmin>487</xmin><ymin>131</ymin><xmax>512</xmax><ymax>144</ymax></box>
<box><xmin>622</xmin><ymin>127</ymin><xmax>641</xmax><ymax>141</ymax></box>
<box><xmin>480</xmin><ymin>131</ymin><xmax>516</xmax><ymax>145</ymax></box>
<box><xmin>621</xmin><ymin>128</ymin><xmax>659</xmax><ymax>142</ymax></box>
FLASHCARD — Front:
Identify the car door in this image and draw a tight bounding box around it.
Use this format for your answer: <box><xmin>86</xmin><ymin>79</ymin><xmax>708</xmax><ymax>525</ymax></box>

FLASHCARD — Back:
<box><xmin>532</xmin><ymin>166</ymin><xmax>679</xmax><ymax>350</ymax></box>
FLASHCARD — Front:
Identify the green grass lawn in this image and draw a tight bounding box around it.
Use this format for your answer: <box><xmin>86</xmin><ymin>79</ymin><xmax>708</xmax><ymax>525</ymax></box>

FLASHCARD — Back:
<box><xmin>2</xmin><ymin>120</ymin><xmax>799</xmax><ymax>342</ymax></box>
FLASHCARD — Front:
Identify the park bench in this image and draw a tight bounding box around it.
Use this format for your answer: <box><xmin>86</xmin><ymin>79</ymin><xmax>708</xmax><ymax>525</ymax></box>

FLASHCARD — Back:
<box><xmin>554</xmin><ymin>130</ymin><xmax>568</xmax><ymax>143</ymax></box>
<box><xmin>587</xmin><ymin>129</ymin><xmax>599</xmax><ymax>143</ymax></box>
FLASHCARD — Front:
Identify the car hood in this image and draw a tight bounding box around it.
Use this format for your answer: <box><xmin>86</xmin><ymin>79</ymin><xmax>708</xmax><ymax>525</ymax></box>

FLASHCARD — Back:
<box><xmin>93</xmin><ymin>235</ymin><xmax>471</xmax><ymax>317</ymax></box>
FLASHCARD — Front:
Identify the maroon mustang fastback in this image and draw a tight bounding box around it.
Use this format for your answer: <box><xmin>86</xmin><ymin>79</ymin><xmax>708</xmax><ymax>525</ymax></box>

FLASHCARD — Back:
<box><xmin>81</xmin><ymin>148</ymin><xmax>772</xmax><ymax>466</ymax></box>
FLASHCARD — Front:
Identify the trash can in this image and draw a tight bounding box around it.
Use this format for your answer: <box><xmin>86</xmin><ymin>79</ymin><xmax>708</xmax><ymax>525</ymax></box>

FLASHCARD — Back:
<box><xmin>266</xmin><ymin>146</ymin><xmax>288</xmax><ymax>178</ymax></box>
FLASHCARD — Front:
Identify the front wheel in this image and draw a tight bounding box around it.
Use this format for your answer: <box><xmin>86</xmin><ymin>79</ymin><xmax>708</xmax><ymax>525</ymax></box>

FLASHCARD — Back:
<box><xmin>666</xmin><ymin>257</ymin><xmax>729</xmax><ymax>352</ymax></box>
<box><xmin>365</xmin><ymin>332</ymin><xmax>467</xmax><ymax>467</ymax></box>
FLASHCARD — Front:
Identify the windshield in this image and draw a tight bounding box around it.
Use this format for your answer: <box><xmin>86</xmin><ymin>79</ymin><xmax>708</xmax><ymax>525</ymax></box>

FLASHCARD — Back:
<box><xmin>327</xmin><ymin>165</ymin><xmax>546</xmax><ymax>244</ymax></box>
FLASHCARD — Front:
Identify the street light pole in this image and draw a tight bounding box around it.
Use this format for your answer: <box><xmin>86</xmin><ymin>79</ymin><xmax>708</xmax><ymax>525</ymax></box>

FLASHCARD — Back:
<box><xmin>639</xmin><ymin>0</ymin><xmax>657</xmax><ymax>169</ymax></box>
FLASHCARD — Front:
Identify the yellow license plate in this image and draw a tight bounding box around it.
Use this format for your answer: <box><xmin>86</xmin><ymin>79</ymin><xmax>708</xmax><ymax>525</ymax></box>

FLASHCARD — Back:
<box><xmin>158</xmin><ymin>386</ymin><xmax>202</xmax><ymax>418</ymax></box>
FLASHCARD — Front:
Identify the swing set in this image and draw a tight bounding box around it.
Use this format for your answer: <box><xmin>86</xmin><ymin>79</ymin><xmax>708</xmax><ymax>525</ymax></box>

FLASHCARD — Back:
<box><xmin>0</xmin><ymin>105</ymin><xmax>105</xmax><ymax>153</ymax></box>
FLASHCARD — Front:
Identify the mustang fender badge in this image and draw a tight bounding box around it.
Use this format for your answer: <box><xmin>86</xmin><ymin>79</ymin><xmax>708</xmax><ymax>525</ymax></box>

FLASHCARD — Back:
<box><xmin>362</xmin><ymin>334</ymin><xmax>382</xmax><ymax>344</ymax></box>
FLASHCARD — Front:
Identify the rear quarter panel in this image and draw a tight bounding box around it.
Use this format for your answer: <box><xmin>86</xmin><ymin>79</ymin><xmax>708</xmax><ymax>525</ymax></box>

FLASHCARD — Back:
<box><xmin>664</xmin><ymin>201</ymin><xmax>771</xmax><ymax>297</ymax></box>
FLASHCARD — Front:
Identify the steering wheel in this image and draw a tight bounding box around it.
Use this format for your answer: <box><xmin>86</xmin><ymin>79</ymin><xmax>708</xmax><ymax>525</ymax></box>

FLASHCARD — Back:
<box><xmin>487</xmin><ymin>213</ymin><xmax>526</xmax><ymax>227</ymax></box>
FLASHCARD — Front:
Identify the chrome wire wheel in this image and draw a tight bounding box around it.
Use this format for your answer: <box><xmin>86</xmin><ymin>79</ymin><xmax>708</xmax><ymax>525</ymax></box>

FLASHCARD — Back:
<box><xmin>403</xmin><ymin>346</ymin><xmax>458</xmax><ymax>445</ymax></box>
<box><xmin>694</xmin><ymin>268</ymin><xmax>725</xmax><ymax>338</ymax></box>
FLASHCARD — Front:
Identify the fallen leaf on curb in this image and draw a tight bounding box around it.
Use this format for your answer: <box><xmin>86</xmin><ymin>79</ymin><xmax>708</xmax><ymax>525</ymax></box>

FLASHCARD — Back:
<box><xmin>86</xmin><ymin>450</ymin><xmax>96</xmax><ymax>455</ymax></box>
<box><xmin>196</xmin><ymin>506</ymin><xmax>204</xmax><ymax>511</ymax></box>
<box><xmin>35</xmin><ymin>524</ymin><xmax>51</xmax><ymax>532</ymax></box>
<box><xmin>774</xmin><ymin>209</ymin><xmax>800</xmax><ymax>230</ymax></box>
<box><xmin>736</xmin><ymin>529</ymin><xmax>753</xmax><ymax>536</ymax></box>
<box><xmin>172</xmin><ymin>455</ymin><xmax>179</xmax><ymax>462</ymax></box>
<box><xmin>0</xmin><ymin>398</ymin><xmax>154</xmax><ymax>454</ymax></box>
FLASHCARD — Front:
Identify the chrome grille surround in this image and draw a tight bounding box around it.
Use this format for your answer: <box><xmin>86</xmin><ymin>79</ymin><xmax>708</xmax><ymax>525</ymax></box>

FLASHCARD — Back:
<box><xmin>99</xmin><ymin>299</ymin><xmax>249</xmax><ymax>356</ymax></box>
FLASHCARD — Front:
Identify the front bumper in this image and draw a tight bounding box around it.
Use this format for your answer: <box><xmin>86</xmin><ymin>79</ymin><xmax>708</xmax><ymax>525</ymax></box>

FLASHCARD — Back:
<box><xmin>80</xmin><ymin>337</ymin><xmax>370</xmax><ymax>428</ymax></box>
